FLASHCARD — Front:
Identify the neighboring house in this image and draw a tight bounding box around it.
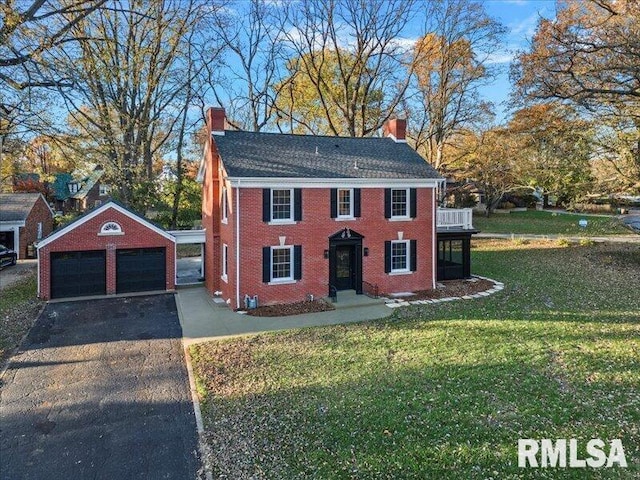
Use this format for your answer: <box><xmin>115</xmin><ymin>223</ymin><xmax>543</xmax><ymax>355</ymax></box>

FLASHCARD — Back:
<box><xmin>52</xmin><ymin>166</ymin><xmax>111</xmax><ymax>213</ymax></box>
<box><xmin>37</xmin><ymin>201</ymin><xmax>176</xmax><ymax>300</ymax></box>
<box><xmin>200</xmin><ymin>107</ymin><xmax>466</xmax><ymax>310</ymax></box>
<box><xmin>0</xmin><ymin>193</ymin><xmax>54</xmax><ymax>259</ymax></box>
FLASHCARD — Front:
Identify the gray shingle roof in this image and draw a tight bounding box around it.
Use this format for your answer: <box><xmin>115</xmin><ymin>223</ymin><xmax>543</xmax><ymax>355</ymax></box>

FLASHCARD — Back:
<box><xmin>213</xmin><ymin>131</ymin><xmax>442</xmax><ymax>179</ymax></box>
<box><xmin>0</xmin><ymin>193</ymin><xmax>42</xmax><ymax>222</ymax></box>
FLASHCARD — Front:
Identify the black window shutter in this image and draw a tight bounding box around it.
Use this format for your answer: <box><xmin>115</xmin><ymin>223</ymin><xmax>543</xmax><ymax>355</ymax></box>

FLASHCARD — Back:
<box><xmin>410</xmin><ymin>188</ymin><xmax>417</xmax><ymax>218</ymax></box>
<box><xmin>354</xmin><ymin>188</ymin><xmax>361</xmax><ymax>217</ymax></box>
<box><xmin>294</xmin><ymin>245</ymin><xmax>302</xmax><ymax>280</ymax></box>
<box><xmin>262</xmin><ymin>189</ymin><xmax>271</xmax><ymax>222</ymax></box>
<box><xmin>384</xmin><ymin>241</ymin><xmax>391</xmax><ymax>273</ymax></box>
<box><xmin>384</xmin><ymin>189</ymin><xmax>391</xmax><ymax>218</ymax></box>
<box><xmin>262</xmin><ymin>247</ymin><xmax>271</xmax><ymax>282</ymax></box>
<box><xmin>294</xmin><ymin>189</ymin><xmax>302</xmax><ymax>221</ymax></box>
<box><xmin>410</xmin><ymin>239</ymin><xmax>417</xmax><ymax>271</ymax></box>
<box><xmin>330</xmin><ymin>188</ymin><xmax>337</xmax><ymax>218</ymax></box>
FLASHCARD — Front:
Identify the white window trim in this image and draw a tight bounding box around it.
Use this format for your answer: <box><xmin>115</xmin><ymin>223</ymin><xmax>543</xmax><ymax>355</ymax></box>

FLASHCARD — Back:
<box><xmin>98</xmin><ymin>221</ymin><xmax>124</xmax><ymax>236</ymax></box>
<box><xmin>390</xmin><ymin>239</ymin><xmax>410</xmax><ymax>274</ymax></box>
<box><xmin>336</xmin><ymin>188</ymin><xmax>354</xmax><ymax>220</ymax></box>
<box><xmin>221</xmin><ymin>187</ymin><xmax>228</xmax><ymax>224</ymax></box>
<box><xmin>269</xmin><ymin>245</ymin><xmax>295</xmax><ymax>284</ymax></box>
<box><xmin>221</xmin><ymin>243</ymin><xmax>228</xmax><ymax>282</ymax></box>
<box><xmin>270</xmin><ymin>188</ymin><xmax>294</xmax><ymax>223</ymax></box>
<box><xmin>99</xmin><ymin>184</ymin><xmax>110</xmax><ymax>196</ymax></box>
<box><xmin>390</xmin><ymin>188</ymin><xmax>411</xmax><ymax>220</ymax></box>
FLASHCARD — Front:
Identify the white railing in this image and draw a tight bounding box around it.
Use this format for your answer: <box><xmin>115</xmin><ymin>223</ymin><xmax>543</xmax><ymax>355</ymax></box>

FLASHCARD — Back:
<box><xmin>437</xmin><ymin>208</ymin><xmax>474</xmax><ymax>230</ymax></box>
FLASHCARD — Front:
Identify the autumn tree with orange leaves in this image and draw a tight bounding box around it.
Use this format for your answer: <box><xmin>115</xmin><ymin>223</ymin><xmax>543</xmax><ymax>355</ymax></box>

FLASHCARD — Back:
<box><xmin>512</xmin><ymin>0</ymin><xmax>640</xmax><ymax>193</ymax></box>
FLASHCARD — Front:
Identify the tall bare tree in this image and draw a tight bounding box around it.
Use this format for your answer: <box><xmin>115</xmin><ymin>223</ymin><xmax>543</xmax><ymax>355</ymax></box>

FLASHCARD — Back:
<box><xmin>57</xmin><ymin>0</ymin><xmax>218</xmax><ymax>209</ymax></box>
<box><xmin>203</xmin><ymin>0</ymin><xmax>284</xmax><ymax>132</ymax></box>
<box><xmin>275</xmin><ymin>0</ymin><xmax>417</xmax><ymax>137</ymax></box>
<box><xmin>407</xmin><ymin>0</ymin><xmax>504</xmax><ymax>172</ymax></box>
<box><xmin>0</xmin><ymin>0</ymin><xmax>107</xmax><ymax>131</ymax></box>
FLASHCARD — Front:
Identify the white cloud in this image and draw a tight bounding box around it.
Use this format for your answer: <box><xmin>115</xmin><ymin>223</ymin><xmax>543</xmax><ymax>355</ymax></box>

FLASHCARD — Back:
<box><xmin>508</xmin><ymin>11</ymin><xmax>540</xmax><ymax>40</ymax></box>
<box><xmin>484</xmin><ymin>50</ymin><xmax>516</xmax><ymax>65</ymax></box>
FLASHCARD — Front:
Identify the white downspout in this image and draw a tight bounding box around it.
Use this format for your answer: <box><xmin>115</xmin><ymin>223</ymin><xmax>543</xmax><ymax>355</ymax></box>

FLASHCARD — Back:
<box><xmin>432</xmin><ymin>187</ymin><xmax>437</xmax><ymax>289</ymax></box>
<box><xmin>235</xmin><ymin>182</ymin><xmax>241</xmax><ymax>310</ymax></box>
<box><xmin>36</xmin><ymin>247</ymin><xmax>40</xmax><ymax>297</ymax></box>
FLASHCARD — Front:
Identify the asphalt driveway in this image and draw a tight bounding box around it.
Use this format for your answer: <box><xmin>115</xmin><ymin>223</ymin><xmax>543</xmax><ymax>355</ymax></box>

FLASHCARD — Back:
<box><xmin>0</xmin><ymin>294</ymin><xmax>200</xmax><ymax>479</ymax></box>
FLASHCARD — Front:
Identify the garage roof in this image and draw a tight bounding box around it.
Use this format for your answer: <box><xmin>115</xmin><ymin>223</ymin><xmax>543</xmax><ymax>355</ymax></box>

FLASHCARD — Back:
<box><xmin>0</xmin><ymin>193</ymin><xmax>48</xmax><ymax>222</ymax></box>
<box><xmin>37</xmin><ymin>200</ymin><xmax>175</xmax><ymax>249</ymax></box>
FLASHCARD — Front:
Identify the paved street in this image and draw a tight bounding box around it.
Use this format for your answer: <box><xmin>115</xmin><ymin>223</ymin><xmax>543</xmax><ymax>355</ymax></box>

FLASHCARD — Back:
<box><xmin>0</xmin><ymin>294</ymin><xmax>200</xmax><ymax>480</ymax></box>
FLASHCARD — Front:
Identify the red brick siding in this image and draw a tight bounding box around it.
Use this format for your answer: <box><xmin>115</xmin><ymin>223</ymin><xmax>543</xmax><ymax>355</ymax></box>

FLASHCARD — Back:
<box><xmin>20</xmin><ymin>196</ymin><xmax>53</xmax><ymax>258</ymax></box>
<box><xmin>84</xmin><ymin>182</ymin><xmax>111</xmax><ymax>210</ymax></box>
<box><xmin>38</xmin><ymin>208</ymin><xmax>175</xmax><ymax>300</ymax></box>
<box><xmin>216</xmin><ymin>187</ymin><xmax>435</xmax><ymax>308</ymax></box>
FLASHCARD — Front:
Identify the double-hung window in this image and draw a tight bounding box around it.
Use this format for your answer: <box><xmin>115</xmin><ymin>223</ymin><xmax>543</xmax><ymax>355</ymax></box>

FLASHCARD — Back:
<box><xmin>391</xmin><ymin>240</ymin><xmax>409</xmax><ymax>273</ymax></box>
<box><xmin>221</xmin><ymin>187</ymin><xmax>228</xmax><ymax>223</ymax></box>
<box><xmin>263</xmin><ymin>245</ymin><xmax>302</xmax><ymax>284</ymax></box>
<box><xmin>337</xmin><ymin>188</ymin><xmax>353</xmax><ymax>218</ymax></box>
<box><xmin>331</xmin><ymin>188</ymin><xmax>361</xmax><ymax>219</ymax></box>
<box><xmin>385</xmin><ymin>188</ymin><xmax>416</xmax><ymax>220</ymax></box>
<box><xmin>271</xmin><ymin>246</ymin><xmax>293</xmax><ymax>282</ymax></box>
<box><xmin>263</xmin><ymin>188</ymin><xmax>301</xmax><ymax>223</ymax></box>
<box><xmin>385</xmin><ymin>239</ymin><xmax>417</xmax><ymax>274</ymax></box>
<box><xmin>221</xmin><ymin>244</ymin><xmax>228</xmax><ymax>282</ymax></box>
<box><xmin>271</xmin><ymin>189</ymin><xmax>293</xmax><ymax>222</ymax></box>
<box><xmin>391</xmin><ymin>188</ymin><xmax>409</xmax><ymax>218</ymax></box>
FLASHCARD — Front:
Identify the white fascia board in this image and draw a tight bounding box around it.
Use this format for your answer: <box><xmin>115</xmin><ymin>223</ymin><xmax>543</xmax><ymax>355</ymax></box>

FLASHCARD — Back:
<box><xmin>0</xmin><ymin>221</ymin><xmax>26</xmax><ymax>229</ymax></box>
<box><xmin>196</xmin><ymin>142</ymin><xmax>207</xmax><ymax>183</ymax></box>
<box><xmin>38</xmin><ymin>193</ymin><xmax>56</xmax><ymax>217</ymax></box>
<box><xmin>226</xmin><ymin>177</ymin><xmax>441</xmax><ymax>188</ymax></box>
<box><xmin>37</xmin><ymin>202</ymin><xmax>175</xmax><ymax>250</ymax></box>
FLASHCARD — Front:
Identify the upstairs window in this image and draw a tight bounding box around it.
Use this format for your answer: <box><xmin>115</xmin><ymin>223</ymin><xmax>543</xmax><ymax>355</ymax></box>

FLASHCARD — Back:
<box><xmin>262</xmin><ymin>188</ymin><xmax>302</xmax><ymax>223</ymax></box>
<box><xmin>221</xmin><ymin>187</ymin><xmax>228</xmax><ymax>223</ymax></box>
<box><xmin>272</xmin><ymin>189</ymin><xmax>292</xmax><ymax>221</ymax></box>
<box><xmin>330</xmin><ymin>188</ymin><xmax>361</xmax><ymax>219</ymax></box>
<box><xmin>385</xmin><ymin>188</ymin><xmax>417</xmax><ymax>220</ymax></box>
<box><xmin>391</xmin><ymin>189</ymin><xmax>408</xmax><ymax>218</ymax></box>
<box><xmin>338</xmin><ymin>189</ymin><xmax>353</xmax><ymax>218</ymax></box>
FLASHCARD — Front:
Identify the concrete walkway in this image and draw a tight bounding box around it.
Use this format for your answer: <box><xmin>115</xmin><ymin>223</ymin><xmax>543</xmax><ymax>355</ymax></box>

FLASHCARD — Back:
<box><xmin>175</xmin><ymin>287</ymin><xmax>392</xmax><ymax>346</ymax></box>
<box><xmin>475</xmin><ymin>232</ymin><xmax>640</xmax><ymax>243</ymax></box>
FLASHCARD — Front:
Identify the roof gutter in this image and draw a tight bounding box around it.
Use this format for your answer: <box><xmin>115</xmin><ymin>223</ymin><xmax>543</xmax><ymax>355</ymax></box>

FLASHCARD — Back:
<box><xmin>226</xmin><ymin>177</ymin><xmax>442</xmax><ymax>188</ymax></box>
<box><xmin>235</xmin><ymin>180</ymin><xmax>241</xmax><ymax>310</ymax></box>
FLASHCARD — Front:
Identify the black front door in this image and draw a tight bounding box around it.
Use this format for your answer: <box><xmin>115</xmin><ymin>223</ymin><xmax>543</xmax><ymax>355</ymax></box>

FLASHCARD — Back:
<box><xmin>334</xmin><ymin>245</ymin><xmax>354</xmax><ymax>290</ymax></box>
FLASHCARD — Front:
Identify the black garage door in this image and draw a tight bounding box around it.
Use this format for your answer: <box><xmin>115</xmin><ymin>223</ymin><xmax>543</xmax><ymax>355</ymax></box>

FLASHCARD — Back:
<box><xmin>51</xmin><ymin>250</ymin><xmax>106</xmax><ymax>299</ymax></box>
<box><xmin>116</xmin><ymin>247</ymin><xmax>166</xmax><ymax>294</ymax></box>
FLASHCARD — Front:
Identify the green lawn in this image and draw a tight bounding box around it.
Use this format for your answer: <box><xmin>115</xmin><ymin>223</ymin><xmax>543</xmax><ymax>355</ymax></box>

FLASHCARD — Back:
<box><xmin>0</xmin><ymin>272</ymin><xmax>42</xmax><ymax>364</ymax></box>
<box><xmin>191</xmin><ymin>240</ymin><xmax>640</xmax><ymax>479</ymax></box>
<box><xmin>472</xmin><ymin>210</ymin><xmax>630</xmax><ymax>236</ymax></box>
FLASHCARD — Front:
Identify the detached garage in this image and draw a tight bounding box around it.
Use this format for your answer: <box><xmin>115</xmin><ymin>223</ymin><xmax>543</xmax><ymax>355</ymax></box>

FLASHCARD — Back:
<box><xmin>38</xmin><ymin>201</ymin><xmax>176</xmax><ymax>300</ymax></box>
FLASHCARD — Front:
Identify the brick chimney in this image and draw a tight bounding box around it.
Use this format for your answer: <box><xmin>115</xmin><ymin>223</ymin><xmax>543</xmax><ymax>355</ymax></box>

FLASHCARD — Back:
<box><xmin>207</xmin><ymin>107</ymin><xmax>226</xmax><ymax>135</ymax></box>
<box><xmin>383</xmin><ymin>118</ymin><xmax>406</xmax><ymax>142</ymax></box>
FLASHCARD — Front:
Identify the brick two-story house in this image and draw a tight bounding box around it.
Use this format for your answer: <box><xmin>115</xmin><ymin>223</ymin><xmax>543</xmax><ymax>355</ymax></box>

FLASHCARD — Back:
<box><xmin>200</xmin><ymin>108</ymin><xmax>447</xmax><ymax>309</ymax></box>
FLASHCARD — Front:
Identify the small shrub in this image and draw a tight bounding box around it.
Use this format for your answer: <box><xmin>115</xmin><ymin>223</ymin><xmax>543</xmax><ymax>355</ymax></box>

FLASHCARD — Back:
<box><xmin>556</xmin><ymin>238</ymin><xmax>571</xmax><ymax>247</ymax></box>
<box><xmin>511</xmin><ymin>237</ymin><xmax>529</xmax><ymax>246</ymax></box>
<box><xmin>579</xmin><ymin>238</ymin><xmax>595</xmax><ymax>247</ymax></box>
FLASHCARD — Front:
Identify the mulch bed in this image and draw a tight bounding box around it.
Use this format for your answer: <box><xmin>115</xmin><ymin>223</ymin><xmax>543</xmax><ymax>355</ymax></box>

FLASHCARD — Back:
<box><xmin>392</xmin><ymin>278</ymin><xmax>496</xmax><ymax>301</ymax></box>
<box><xmin>245</xmin><ymin>299</ymin><xmax>335</xmax><ymax>317</ymax></box>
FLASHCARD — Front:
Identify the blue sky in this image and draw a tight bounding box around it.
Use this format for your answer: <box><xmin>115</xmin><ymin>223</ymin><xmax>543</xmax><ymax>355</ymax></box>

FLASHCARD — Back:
<box><xmin>217</xmin><ymin>0</ymin><xmax>558</xmax><ymax>125</ymax></box>
<box><xmin>479</xmin><ymin>0</ymin><xmax>557</xmax><ymax>120</ymax></box>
